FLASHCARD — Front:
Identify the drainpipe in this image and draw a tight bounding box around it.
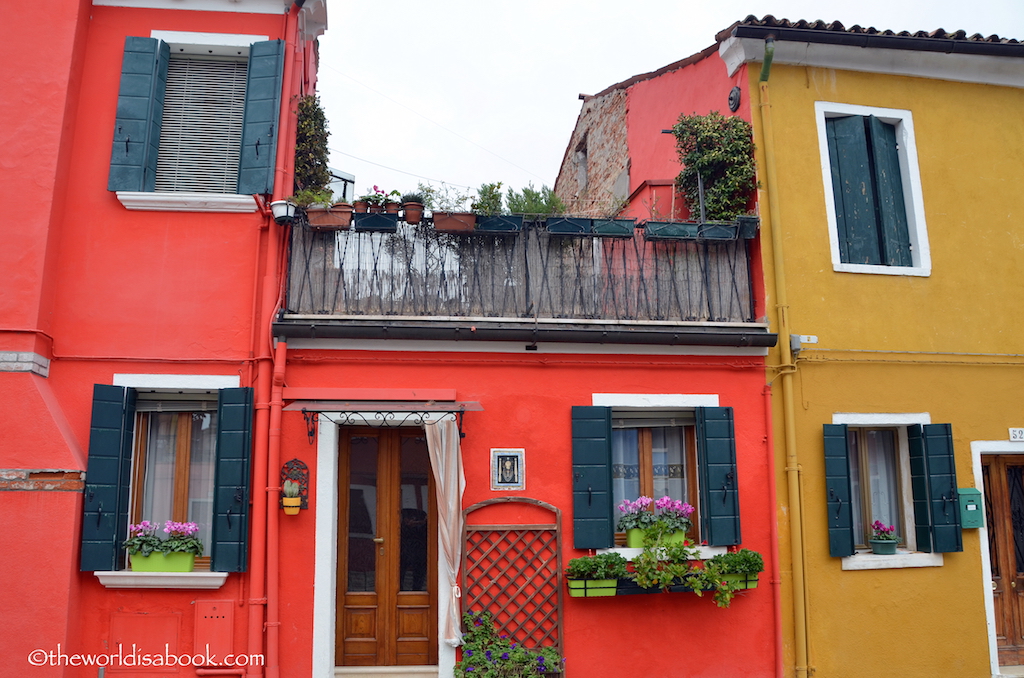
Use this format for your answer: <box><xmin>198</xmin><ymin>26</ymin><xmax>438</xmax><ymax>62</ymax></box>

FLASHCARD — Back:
<box><xmin>763</xmin><ymin>384</ymin><xmax>785</xmax><ymax>678</ymax></box>
<box><xmin>265</xmin><ymin>339</ymin><xmax>287</xmax><ymax>678</ymax></box>
<box><xmin>248</xmin><ymin>3</ymin><xmax>302</xmax><ymax>677</ymax></box>
<box><xmin>756</xmin><ymin>36</ymin><xmax>810</xmax><ymax>678</ymax></box>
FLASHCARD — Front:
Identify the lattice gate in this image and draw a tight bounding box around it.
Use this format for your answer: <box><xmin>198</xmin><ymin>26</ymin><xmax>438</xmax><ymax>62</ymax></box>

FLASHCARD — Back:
<box><xmin>461</xmin><ymin>497</ymin><xmax>563</xmax><ymax>657</ymax></box>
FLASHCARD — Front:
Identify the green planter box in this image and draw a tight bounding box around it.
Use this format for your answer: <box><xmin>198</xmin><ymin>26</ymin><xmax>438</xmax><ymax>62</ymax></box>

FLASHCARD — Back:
<box><xmin>592</xmin><ymin>218</ymin><xmax>636</xmax><ymax>237</ymax></box>
<box><xmin>130</xmin><ymin>552</ymin><xmax>196</xmax><ymax>572</ymax></box>
<box><xmin>644</xmin><ymin>221</ymin><xmax>701</xmax><ymax>240</ymax></box>
<box><xmin>699</xmin><ymin>222</ymin><xmax>739</xmax><ymax>240</ymax></box>
<box><xmin>736</xmin><ymin>215</ymin><xmax>760</xmax><ymax>239</ymax></box>
<box><xmin>352</xmin><ymin>212</ymin><xmax>400</xmax><ymax>232</ymax></box>
<box><xmin>476</xmin><ymin>215</ymin><xmax>524</xmax><ymax>233</ymax></box>
<box><xmin>567</xmin><ymin>578</ymin><xmax>617</xmax><ymax>597</ymax></box>
<box><xmin>546</xmin><ymin>216</ymin><xmax>592</xmax><ymax>235</ymax></box>
<box><xmin>721</xmin><ymin>573</ymin><xmax>759</xmax><ymax>589</ymax></box>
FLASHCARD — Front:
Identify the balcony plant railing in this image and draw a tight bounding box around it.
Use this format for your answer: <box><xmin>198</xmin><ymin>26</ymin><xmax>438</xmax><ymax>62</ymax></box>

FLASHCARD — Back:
<box><xmin>283</xmin><ymin>221</ymin><xmax>756</xmax><ymax>324</ymax></box>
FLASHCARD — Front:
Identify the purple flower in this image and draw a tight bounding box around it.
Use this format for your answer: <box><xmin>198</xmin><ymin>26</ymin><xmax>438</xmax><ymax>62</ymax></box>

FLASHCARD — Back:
<box><xmin>465</xmin><ymin>650</ymin><xmax>473</xmax><ymax>657</ymax></box>
<box><xmin>501</xmin><ymin>653</ymin><xmax>509</xmax><ymax>660</ymax></box>
<box><xmin>485</xmin><ymin>651</ymin><xmax>492</xmax><ymax>660</ymax></box>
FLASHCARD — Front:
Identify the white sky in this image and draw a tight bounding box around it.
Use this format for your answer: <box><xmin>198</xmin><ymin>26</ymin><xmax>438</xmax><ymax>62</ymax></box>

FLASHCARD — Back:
<box><xmin>316</xmin><ymin>0</ymin><xmax>1023</xmax><ymax>202</ymax></box>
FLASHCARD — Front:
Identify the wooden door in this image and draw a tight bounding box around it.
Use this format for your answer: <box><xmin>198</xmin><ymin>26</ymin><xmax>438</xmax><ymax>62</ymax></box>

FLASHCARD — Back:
<box><xmin>984</xmin><ymin>455</ymin><xmax>1024</xmax><ymax>666</ymax></box>
<box><xmin>337</xmin><ymin>428</ymin><xmax>438</xmax><ymax>666</ymax></box>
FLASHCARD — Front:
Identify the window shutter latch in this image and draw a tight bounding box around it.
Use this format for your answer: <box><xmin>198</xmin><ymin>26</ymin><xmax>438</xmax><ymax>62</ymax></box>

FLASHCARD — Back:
<box><xmin>588</xmin><ymin>484</ymin><xmax>593</xmax><ymax>506</ymax></box>
<box><xmin>254</xmin><ymin>137</ymin><xmax>259</xmax><ymax>158</ymax></box>
<box><xmin>96</xmin><ymin>502</ymin><xmax>103</xmax><ymax>528</ymax></box>
<box><xmin>829</xmin><ymin>488</ymin><xmax>844</xmax><ymax>521</ymax></box>
<box><xmin>722</xmin><ymin>472</ymin><xmax>734</xmax><ymax>505</ymax></box>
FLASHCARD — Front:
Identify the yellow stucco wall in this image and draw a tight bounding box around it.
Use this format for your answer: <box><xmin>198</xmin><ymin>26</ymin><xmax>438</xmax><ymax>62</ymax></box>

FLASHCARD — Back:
<box><xmin>752</xmin><ymin>62</ymin><xmax>1024</xmax><ymax>678</ymax></box>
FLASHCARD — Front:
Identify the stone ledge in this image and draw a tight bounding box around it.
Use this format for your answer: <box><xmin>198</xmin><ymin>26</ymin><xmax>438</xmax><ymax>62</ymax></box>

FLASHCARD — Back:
<box><xmin>94</xmin><ymin>571</ymin><xmax>229</xmax><ymax>589</ymax></box>
<box><xmin>841</xmin><ymin>551</ymin><xmax>943</xmax><ymax>570</ymax></box>
<box><xmin>0</xmin><ymin>352</ymin><xmax>50</xmax><ymax>377</ymax></box>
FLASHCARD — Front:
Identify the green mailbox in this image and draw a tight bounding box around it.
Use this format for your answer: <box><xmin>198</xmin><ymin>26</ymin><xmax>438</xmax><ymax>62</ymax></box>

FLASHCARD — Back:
<box><xmin>959</xmin><ymin>488</ymin><xmax>984</xmax><ymax>529</ymax></box>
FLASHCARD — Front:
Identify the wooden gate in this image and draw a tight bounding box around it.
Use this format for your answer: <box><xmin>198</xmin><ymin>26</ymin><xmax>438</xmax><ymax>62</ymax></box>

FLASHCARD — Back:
<box><xmin>461</xmin><ymin>497</ymin><xmax>562</xmax><ymax>656</ymax></box>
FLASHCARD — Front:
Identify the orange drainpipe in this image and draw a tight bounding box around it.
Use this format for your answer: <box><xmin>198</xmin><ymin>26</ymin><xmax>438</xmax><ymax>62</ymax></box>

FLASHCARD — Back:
<box><xmin>248</xmin><ymin>3</ymin><xmax>301</xmax><ymax>676</ymax></box>
<box><xmin>265</xmin><ymin>339</ymin><xmax>288</xmax><ymax>678</ymax></box>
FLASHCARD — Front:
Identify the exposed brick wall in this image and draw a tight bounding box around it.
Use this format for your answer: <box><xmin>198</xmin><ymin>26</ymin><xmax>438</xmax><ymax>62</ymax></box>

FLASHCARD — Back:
<box><xmin>553</xmin><ymin>90</ymin><xmax>629</xmax><ymax>216</ymax></box>
<box><xmin>0</xmin><ymin>469</ymin><xmax>84</xmax><ymax>491</ymax></box>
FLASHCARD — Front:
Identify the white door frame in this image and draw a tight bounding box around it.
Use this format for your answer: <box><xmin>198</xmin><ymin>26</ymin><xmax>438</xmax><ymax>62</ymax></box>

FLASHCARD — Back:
<box><xmin>971</xmin><ymin>440</ymin><xmax>1024</xmax><ymax>678</ymax></box>
<box><xmin>312</xmin><ymin>413</ymin><xmax>456</xmax><ymax>677</ymax></box>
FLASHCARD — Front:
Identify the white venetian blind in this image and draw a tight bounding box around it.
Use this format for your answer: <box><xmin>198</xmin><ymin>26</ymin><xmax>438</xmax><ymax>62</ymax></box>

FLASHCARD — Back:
<box><xmin>155</xmin><ymin>56</ymin><xmax>247</xmax><ymax>193</ymax></box>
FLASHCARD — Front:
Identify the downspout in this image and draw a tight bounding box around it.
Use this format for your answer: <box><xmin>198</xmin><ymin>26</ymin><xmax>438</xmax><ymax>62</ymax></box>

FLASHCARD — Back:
<box><xmin>756</xmin><ymin>36</ymin><xmax>810</xmax><ymax>678</ymax></box>
<box><xmin>248</xmin><ymin>3</ymin><xmax>301</xmax><ymax>677</ymax></box>
<box><xmin>763</xmin><ymin>385</ymin><xmax>785</xmax><ymax>678</ymax></box>
<box><xmin>265</xmin><ymin>339</ymin><xmax>288</xmax><ymax>678</ymax></box>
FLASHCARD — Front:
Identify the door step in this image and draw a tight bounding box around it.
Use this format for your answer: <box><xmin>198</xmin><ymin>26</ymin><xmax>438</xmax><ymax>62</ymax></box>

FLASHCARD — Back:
<box><xmin>335</xmin><ymin>667</ymin><xmax>438</xmax><ymax>678</ymax></box>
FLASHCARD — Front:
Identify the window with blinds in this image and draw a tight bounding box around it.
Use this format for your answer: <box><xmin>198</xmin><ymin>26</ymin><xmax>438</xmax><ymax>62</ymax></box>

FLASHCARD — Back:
<box><xmin>154</xmin><ymin>56</ymin><xmax>248</xmax><ymax>193</ymax></box>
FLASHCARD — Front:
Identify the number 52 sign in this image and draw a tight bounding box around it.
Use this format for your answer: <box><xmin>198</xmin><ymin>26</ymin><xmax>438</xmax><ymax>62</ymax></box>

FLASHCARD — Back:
<box><xmin>1010</xmin><ymin>428</ymin><xmax>1024</xmax><ymax>442</ymax></box>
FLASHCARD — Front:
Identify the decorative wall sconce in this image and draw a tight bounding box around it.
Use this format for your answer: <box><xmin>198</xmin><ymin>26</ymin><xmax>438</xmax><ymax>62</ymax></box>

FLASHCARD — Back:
<box><xmin>280</xmin><ymin>458</ymin><xmax>309</xmax><ymax>514</ymax></box>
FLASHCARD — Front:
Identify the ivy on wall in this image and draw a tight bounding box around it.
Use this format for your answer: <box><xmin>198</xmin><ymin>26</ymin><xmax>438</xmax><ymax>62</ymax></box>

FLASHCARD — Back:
<box><xmin>672</xmin><ymin>111</ymin><xmax>756</xmax><ymax>221</ymax></box>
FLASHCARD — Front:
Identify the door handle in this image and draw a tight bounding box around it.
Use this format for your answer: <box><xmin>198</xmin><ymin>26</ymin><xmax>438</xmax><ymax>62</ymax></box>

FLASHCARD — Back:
<box><xmin>373</xmin><ymin>537</ymin><xmax>385</xmax><ymax>543</ymax></box>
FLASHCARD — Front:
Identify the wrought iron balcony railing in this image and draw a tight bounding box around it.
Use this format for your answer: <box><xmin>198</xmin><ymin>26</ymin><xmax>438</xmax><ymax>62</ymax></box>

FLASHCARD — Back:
<box><xmin>281</xmin><ymin>222</ymin><xmax>762</xmax><ymax>341</ymax></box>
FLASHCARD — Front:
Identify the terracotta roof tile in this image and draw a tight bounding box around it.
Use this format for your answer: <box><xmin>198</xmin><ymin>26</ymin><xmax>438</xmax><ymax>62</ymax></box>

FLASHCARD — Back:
<box><xmin>735</xmin><ymin>14</ymin><xmax>1020</xmax><ymax>45</ymax></box>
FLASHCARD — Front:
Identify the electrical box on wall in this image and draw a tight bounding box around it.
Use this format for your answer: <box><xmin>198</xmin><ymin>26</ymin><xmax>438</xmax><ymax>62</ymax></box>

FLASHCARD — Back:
<box><xmin>959</xmin><ymin>488</ymin><xmax>984</xmax><ymax>528</ymax></box>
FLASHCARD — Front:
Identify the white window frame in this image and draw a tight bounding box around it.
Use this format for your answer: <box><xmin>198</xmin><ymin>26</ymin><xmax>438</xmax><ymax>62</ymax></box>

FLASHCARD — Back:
<box><xmin>815</xmin><ymin>102</ymin><xmax>931</xmax><ymax>277</ymax></box>
<box><xmin>833</xmin><ymin>412</ymin><xmax>943</xmax><ymax>570</ymax></box>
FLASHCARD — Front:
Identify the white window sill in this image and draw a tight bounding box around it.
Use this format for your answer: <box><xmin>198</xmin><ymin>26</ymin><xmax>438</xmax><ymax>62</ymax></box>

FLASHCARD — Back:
<box><xmin>832</xmin><ymin>262</ymin><xmax>931</xmax><ymax>277</ymax></box>
<box><xmin>115</xmin><ymin>191</ymin><xmax>258</xmax><ymax>213</ymax></box>
<box><xmin>598</xmin><ymin>545</ymin><xmax>728</xmax><ymax>560</ymax></box>
<box><xmin>94</xmin><ymin>571</ymin><xmax>229</xmax><ymax>589</ymax></box>
<box><xmin>841</xmin><ymin>550</ymin><xmax>943</xmax><ymax>570</ymax></box>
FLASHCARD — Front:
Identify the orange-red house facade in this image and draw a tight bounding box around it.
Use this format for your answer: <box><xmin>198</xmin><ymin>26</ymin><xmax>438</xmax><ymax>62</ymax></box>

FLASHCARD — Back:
<box><xmin>2</xmin><ymin>3</ymin><xmax>780</xmax><ymax>678</ymax></box>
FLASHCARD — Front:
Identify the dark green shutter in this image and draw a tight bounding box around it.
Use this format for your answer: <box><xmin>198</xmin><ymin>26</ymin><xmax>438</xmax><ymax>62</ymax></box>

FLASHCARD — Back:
<box><xmin>823</xmin><ymin>424</ymin><xmax>855</xmax><ymax>557</ymax></box>
<box><xmin>826</xmin><ymin>116</ymin><xmax>881</xmax><ymax>265</ymax></box>
<box><xmin>866</xmin><ymin>116</ymin><xmax>913</xmax><ymax>267</ymax></box>
<box><xmin>237</xmin><ymin>40</ymin><xmax>284</xmax><ymax>195</ymax></box>
<box><xmin>908</xmin><ymin>424</ymin><xmax>962</xmax><ymax>553</ymax></box>
<box><xmin>80</xmin><ymin>385</ymin><xmax>136</xmax><ymax>571</ymax></box>
<box><xmin>571</xmin><ymin>406</ymin><xmax>614</xmax><ymax>549</ymax></box>
<box><xmin>108</xmin><ymin>37</ymin><xmax>169</xmax><ymax>192</ymax></box>
<box><xmin>211</xmin><ymin>387</ymin><xmax>254</xmax><ymax>572</ymax></box>
<box><xmin>696</xmin><ymin>407</ymin><xmax>741</xmax><ymax>546</ymax></box>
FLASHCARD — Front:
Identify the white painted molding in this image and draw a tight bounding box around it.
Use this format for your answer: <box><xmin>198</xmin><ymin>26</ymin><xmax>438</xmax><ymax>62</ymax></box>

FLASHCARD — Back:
<box><xmin>593</xmin><ymin>393</ymin><xmax>721</xmax><ymax>408</ymax></box>
<box><xmin>94</xmin><ymin>571</ymin><xmax>228</xmax><ymax>589</ymax></box>
<box><xmin>841</xmin><ymin>551</ymin><xmax>943</xmax><ymax>570</ymax></box>
<box><xmin>151</xmin><ymin>31</ymin><xmax>268</xmax><ymax>57</ymax></box>
<box><xmin>113</xmin><ymin>374</ymin><xmax>240</xmax><ymax>390</ymax></box>
<box><xmin>719</xmin><ymin>36</ymin><xmax>1024</xmax><ymax>89</ymax></box>
<box><xmin>600</xmin><ymin>545</ymin><xmax>727</xmax><ymax>560</ymax></box>
<box><xmin>115</xmin><ymin>192</ymin><xmax>258</xmax><ymax>213</ymax></box>
<box><xmin>832</xmin><ymin>412</ymin><xmax>931</xmax><ymax>425</ymax></box>
<box><xmin>94</xmin><ymin>0</ymin><xmax>285</xmax><ymax>14</ymax></box>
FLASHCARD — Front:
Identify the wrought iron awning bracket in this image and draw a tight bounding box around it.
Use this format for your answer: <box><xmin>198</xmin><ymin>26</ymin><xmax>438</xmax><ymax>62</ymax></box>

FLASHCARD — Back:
<box><xmin>322</xmin><ymin>408</ymin><xmax>467</xmax><ymax>437</ymax></box>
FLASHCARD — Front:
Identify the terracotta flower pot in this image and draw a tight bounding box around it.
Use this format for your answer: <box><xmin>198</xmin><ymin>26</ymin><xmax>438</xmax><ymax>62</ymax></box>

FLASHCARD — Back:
<box><xmin>403</xmin><ymin>202</ymin><xmax>424</xmax><ymax>225</ymax></box>
<box><xmin>385</xmin><ymin>202</ymin><xmax>400</xmax><ymax>214</ymax></box>
<box><xmin>353</xmin><ymin>200</ymin><xmax>369</xmax><ymax>213</ymax></box>
<box><xmin>433</xmin><ymin>211</ymin><xmax>477</xmax><ymax>232</ymax></box>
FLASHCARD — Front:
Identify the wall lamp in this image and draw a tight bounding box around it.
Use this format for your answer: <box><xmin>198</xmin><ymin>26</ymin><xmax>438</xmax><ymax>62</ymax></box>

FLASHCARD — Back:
<box><xmin>270</xmin><ymin>199</ymin><xmax>298</xmax><ymax>225</ymax></box>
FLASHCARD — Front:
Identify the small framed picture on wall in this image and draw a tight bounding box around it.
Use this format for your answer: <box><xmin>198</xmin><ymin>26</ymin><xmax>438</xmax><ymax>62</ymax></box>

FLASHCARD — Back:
<box><xmin>490</xmin><ymin>448</ymin><xmax>525</xmax><ymax>491</ymax></box>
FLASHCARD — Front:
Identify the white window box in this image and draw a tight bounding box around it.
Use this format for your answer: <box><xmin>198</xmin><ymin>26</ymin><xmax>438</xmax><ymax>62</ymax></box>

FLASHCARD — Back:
<box><xmin>94</xmin><ymin>571</ymin><xmax>229</xmax><ymax>589</ymax></box>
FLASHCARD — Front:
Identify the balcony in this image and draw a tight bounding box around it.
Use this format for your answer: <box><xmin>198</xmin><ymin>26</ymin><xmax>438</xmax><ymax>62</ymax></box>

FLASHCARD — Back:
<box><xmin>274</xmin><ymin>220</ymin><xmax>774</xmax><ymax>348</ymax></box>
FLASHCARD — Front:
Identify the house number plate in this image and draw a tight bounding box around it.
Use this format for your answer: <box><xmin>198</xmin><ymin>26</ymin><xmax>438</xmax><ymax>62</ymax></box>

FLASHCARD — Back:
<box><xmin>1010</xmin><ymin>428</ymin><xmax>1024</xmax><ymax>442</ymax></box>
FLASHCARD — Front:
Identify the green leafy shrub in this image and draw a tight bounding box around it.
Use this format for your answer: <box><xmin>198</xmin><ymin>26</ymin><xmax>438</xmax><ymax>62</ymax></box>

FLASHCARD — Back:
<box><xmin>672</xmin><ymin>111</ymin><xmax>756</xmax><ymax>221</ymax></box>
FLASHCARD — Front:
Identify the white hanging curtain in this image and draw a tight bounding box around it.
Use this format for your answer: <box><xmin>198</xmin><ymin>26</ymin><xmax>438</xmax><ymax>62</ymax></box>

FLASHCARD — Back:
<box><xmin>424</xmin><ymin>417</ymin><xmax>466</xmax><ymax>647</ymax></box>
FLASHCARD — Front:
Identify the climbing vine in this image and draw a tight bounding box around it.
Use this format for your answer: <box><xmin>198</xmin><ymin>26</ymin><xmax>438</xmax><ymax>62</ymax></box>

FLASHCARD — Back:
<box><xmin>672</xmin><ymin>111</ymin><xmax>756</xmax><ymax>221</ymax></box>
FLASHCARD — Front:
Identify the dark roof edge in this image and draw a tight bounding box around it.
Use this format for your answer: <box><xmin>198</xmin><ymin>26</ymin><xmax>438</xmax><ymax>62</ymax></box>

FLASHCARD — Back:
<box><xmin>729</xmin><ymin>24</ymin><xmax>1024</xmax><ymax>58</ymax></box>
<box><xmin>273</xmin><ymin>320</ymin><xmax>778</xmax><ymax>348</ymax></box>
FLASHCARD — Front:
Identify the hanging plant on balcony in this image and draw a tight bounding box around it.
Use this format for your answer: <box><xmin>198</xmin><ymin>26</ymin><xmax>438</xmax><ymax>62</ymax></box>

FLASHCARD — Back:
<box><xmin>294</xmin><ymin>94</ymin><xmax>331</xmax><ymax>193</ymax></box>
<box><xmin>672</xmin><ymin>111</ymin><xmax>756</xmax><ymax>222</ymax></box>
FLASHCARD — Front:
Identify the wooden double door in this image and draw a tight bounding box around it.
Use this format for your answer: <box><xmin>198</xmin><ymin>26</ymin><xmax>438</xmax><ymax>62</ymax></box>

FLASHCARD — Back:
<box><xmin>985</xmin><ymin>455</ymin><xmax>1024</xmax><ymax>666</ymax></box>
<box><xmin>337</xmin><ymin>428</ymin><xmax>438</xmax><ymax>666</ymax></box>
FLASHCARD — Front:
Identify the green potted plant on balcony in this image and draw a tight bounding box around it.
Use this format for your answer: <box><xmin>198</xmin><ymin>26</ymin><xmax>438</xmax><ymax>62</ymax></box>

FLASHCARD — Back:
<box><xmin>400</xmin><ymin>192</ymin><xmax>426</xmax><ymax>225</ymax></box>
<box><xmin>354</xmin><ymin>186</ymin><xmax>402</xmax><ymax>232</ymax></box>
<box><xmin>565</xmin><ymin>552</ymin><xmax>628</xmax><ymax>597</ymax></box>
<box><xmin>473</xmin><ymin>182</ymin><xmax>523</xmax><ymax>233</ymax></box>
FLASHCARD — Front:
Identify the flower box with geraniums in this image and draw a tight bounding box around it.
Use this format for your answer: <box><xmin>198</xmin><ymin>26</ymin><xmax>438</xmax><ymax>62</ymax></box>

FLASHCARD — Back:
<box><xmin>124</xmin><ymin>520</ymin><xmax>204</xmax><ymax>572</ymax></box>
<box><xmin>455</xmin><ymin>611</ymin><xmax>563</xmax><ymax>678</ymax></box>
<box><xmin>565</xmin><ymin>552</ymin><xmax>628</xmax><ymax>598</ymax></box>
<box><xmin>616</xmin><ymin>496</ymin><xmax>658</xmax><ymax>547</ymax></box>
<box><xmin>868</xmin><ymin>520</ymin><xmax>900</xmax><ymax>555</ymax></box>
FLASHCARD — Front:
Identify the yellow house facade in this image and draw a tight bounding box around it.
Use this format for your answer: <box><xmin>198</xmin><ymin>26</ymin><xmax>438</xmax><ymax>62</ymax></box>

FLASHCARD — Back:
<box><xmin>722</xmin><ymin>18</ymin><xmax>1024</xmax><ymax>678</ymax></box>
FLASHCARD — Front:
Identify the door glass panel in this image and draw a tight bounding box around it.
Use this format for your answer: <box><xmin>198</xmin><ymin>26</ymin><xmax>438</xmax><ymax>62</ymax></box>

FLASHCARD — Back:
<box><xmin>399</xmin><ymin>436</ymin><xmax>430</xmax><ymax>592</ymax></box>
<box><xmin>1007</xmin><ymin>465</ymin><xmax>1024</xmax><ymax>575</ymax></box>
<box><xmin>347</xmin><ymin>436</ymin><xmax>378</xmax><ymax>592</ymax></box>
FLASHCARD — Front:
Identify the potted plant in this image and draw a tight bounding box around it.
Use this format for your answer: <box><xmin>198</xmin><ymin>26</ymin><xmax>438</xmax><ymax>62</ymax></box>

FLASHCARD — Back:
<box><xmin>353</xmin><ymin>186</ymin><xmax>401</xmax><ymax>232</ymax></box>
<box><xmin>868</xmin><ymin>520</ymin><xmax>900</xmax><ymax>555</ymax></box>
<box><xmin>282</xmin><ymin>479</ymin><xmax>302</xmax><ymax>515</ymax></box>
<box><xmin>292</xmin><ymin>188</ymin><xmax>351</xmax><ymax>231</ymax></box>
<box><xmin>473</xmin><ymin>182</ymin><xmax>523</xmax><ymax>233</ymax></box>
<box><xmin>616</xmin><ymin>496</ymin><xmax>658</xmax><ymax>547</ymax></box>
<box><xmin>648</xmin><ymin>495</ymin><xmax>695</xmax><ymax>544</ymax></box>
<box><xmin>628</xmin><ymin>538</ymin><xmax>700</xmax><ymax>593</ymax></box>
<box><xmin>401</xmin><ymin>192</ymin><xmax>425</xmax><ymax>225</ymax></box>
<box><xmin>565</xmin><ymin>552</ymin><xmax>628</xmax><ymax>597</ymax></box>
<box><xmin>705</xmin><ymin>548</ymin><xmax>764</xmax><ymax>591</ymax></box>
<box><xmin>124</xmin><ymin>520</ymin><xmax>203</xmax><ymax>572</ymax></box>
<box><xmin>455</xmin><ymin>611</ymin><xmax>563</xmax><ymax>678</ymax></box>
